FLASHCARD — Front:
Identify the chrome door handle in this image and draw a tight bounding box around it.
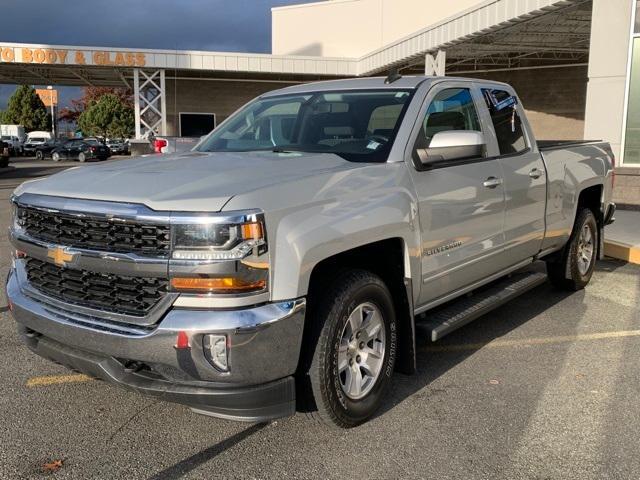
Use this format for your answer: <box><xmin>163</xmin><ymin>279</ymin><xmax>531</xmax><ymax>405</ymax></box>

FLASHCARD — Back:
<box><xmin>529</xmin><ymin>168</ymin><xmax>544</xmax><ymax>179</ymax></box>
<box><xmin>483</xmin><ymin>177</ymin><xmax>503</xmax><ymax>189</ymax></box>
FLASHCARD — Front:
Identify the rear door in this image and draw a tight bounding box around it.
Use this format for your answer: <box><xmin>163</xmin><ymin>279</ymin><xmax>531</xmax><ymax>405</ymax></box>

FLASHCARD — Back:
<box><xmin>479</xmin><ymin>86</ymin><xmax>546</xmax><ymax>264</ymax></box>
<box><xmin>405</xmin><ymin>82</ymin><xmax>508</xmax><ymax>307</ymax></box>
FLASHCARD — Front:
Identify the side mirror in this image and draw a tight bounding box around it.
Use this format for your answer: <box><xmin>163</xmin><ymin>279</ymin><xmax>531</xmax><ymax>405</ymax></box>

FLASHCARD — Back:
<box><xmin>415</xmin><ymin>130</ymin><xmax>485</xmax><ymax>168</ymax></box>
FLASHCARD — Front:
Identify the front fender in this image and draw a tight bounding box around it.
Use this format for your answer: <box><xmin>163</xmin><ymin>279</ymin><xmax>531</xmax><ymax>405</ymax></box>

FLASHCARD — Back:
<box><xmin>270</xmin><ymin>186</ymin><xmax>420</xmax><ymax>300</ymax></box>
<box><xmin>222</xmin><ymin>162</ymin><xmax>421</xmax><ymax>302</ymax></box>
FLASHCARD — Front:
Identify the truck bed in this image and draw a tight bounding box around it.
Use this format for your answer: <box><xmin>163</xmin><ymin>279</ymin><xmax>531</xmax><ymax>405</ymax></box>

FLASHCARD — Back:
<box><xmin>537</xmin><ymin>140</ymin><xmax>602</xmax><ymax>151</ymax></box>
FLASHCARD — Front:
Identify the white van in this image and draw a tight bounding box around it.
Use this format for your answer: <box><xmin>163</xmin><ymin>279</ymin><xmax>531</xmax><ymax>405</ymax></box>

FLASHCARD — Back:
<box><xmin>0</xmin><ymin>125</ymin><xmax>26</xmax><ymax>142</ymax></box>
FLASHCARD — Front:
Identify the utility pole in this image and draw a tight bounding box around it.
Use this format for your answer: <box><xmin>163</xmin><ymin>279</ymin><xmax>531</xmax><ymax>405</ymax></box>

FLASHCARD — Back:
<box><xmin>47</xmin><ymin>85</ymin><xmax>56</xmax><ymax>138</ymax></box>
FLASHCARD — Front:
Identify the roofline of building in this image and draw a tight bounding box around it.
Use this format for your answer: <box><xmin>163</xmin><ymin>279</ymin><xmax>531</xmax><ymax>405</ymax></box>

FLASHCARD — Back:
<box><xmin>0</xmin><ymin>0</ymin><xmax>591</xmax><ymax>79</ymax></box>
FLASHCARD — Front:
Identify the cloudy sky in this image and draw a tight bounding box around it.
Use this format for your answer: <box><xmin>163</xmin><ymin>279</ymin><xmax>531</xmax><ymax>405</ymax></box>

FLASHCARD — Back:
<box><xmin>0</xmin><ymin>0</ymin><xmax>317</xmax><ymax>109</ymax></box>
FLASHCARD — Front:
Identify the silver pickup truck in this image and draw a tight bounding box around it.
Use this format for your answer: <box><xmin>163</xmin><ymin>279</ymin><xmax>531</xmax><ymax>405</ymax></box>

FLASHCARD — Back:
<box><xmin>7</xmin><ymin>76</ymin><xmax>615</xmax><ymax>428</ymax></box>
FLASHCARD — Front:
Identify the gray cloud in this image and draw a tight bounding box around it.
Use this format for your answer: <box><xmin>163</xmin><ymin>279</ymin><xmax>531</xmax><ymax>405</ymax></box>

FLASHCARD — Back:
<box><xmin>0</xmin><ymin>0</ymin><xmax>315</xmax><ymax>52</ymax></box>
<box><xmin>0</xmin><ymin>0</ymin><xmax>318</xmax><ymax>110</ymax></box>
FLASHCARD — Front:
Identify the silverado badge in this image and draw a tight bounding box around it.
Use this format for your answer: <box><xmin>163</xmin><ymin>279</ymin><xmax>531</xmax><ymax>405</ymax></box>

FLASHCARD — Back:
<box><xmin>47</xmin><ymin>247</ymin><xmax>74</xmax><ymax>267</ymax></box>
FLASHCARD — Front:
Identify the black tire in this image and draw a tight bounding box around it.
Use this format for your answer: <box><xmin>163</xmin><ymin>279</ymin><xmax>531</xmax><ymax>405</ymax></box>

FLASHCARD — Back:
<box><xmin>546</xmin><ymin>208</ymin><xmax>598</xmax><ymax>291</ymax></box>
<box><xmin>307</xmin><ymin>269</ymin><xmax>397</xmax><ymax>428</ymax></box>
<box><xmin>35</xmin><ymin>150</ymin><xmax>43</xmax><ymax>160</ymax></box>
<box><xmin>51</xmin><ymin>152</ymin><xmax>61</xmax><ymax>162</ymax></box>
<box><xmin>78</xmin><ymin>152</ymin><xmax>86</xmax><ymax>163</ymax></box>
<box><xmin>0</xmin><ymin>157</ymin><xmax>8</xmax><ymax>168</ymax></box>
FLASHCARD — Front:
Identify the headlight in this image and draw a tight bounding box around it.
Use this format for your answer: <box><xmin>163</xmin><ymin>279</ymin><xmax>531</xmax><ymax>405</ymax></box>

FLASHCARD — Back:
<box><xmin>169</xmin><ymin>211</ymin><xmax>269</xmax><ymax>295</ymax></box>
<box><xmin>172</xmin><ymin>218</ymin><xmax>265</xmax><ymax>261</ymax></box>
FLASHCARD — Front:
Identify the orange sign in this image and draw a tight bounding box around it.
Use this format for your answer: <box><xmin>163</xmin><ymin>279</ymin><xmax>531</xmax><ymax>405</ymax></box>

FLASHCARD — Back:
<box><xmin>36</xmin><ymin>88</ymin><xmax>58</xmax><ymax>107</ymax></box>
<box><xmin>0</xmin><ymin>47</ymin><xmax>146</xmax><ymax>67</ymax></box>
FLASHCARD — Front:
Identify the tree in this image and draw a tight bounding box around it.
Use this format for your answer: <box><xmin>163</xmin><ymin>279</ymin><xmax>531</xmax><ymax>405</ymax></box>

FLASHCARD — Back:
<box><xmin>1</xmin><ymin>85</ymin><xmax>51</xmax><ymax>132</ymax></box>
<box><xmin>77</xmin><ymin>94</ymin><xmax>135</xmax><ymax>139</ymax></box>
<box><xmin>59</xmin><ymin>87</ymin><xmax>132</xmax><ymax>124</ymax></box>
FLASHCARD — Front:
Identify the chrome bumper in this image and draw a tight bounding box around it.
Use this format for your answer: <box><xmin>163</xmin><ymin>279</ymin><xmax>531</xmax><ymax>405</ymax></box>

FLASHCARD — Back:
<box><xmin>7</xmin><ymin>268</ymin><xmax>306</xmax><ymax>421</ymax></box>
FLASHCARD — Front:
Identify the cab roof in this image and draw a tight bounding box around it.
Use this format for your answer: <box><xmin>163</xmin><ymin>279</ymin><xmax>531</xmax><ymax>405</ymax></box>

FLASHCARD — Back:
<box><xmin>261</xmin><ymin>75</ymin><xmax>512</xmax><ymax>97</ymax></box>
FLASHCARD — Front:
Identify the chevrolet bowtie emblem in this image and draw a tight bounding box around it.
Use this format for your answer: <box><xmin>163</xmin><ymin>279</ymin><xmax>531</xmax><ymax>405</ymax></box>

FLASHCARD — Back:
<box><xmin>47</xmin><ymin>247</ymin><xmax>74</xmax><ymax>267</ymax></box>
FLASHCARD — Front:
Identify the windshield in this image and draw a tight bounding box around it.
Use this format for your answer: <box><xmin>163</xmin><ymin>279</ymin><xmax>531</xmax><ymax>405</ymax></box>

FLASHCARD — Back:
<box><xmin>196</xmin><ymin>89</ymin><xmax>414</xmax><ymax>162</ymax></box>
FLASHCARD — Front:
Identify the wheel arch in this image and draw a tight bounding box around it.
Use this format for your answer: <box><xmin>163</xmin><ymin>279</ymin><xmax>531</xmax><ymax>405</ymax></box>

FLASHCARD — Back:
<box><xmin>302</xmin><ymin>238</ymin><xmax>416</xmax><ymax>375</ymax></box>
<box><xmin>576</xmin><ymin>184</ymin><xmax>604</xmax><ymax>259</ymax></box>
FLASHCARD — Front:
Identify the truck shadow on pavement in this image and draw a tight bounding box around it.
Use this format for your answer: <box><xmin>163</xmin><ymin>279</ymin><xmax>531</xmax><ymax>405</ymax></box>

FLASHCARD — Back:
<box><xmin>147</xmin><ymin>422</ymin><xmax>269</xmax><ymax>480</ymax></box>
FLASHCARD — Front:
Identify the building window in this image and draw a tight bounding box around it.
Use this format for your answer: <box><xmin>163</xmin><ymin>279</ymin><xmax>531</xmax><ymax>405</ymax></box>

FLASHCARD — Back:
<box><xmin>636</xmin><ymin>0</ymin><xmax>640</xmax><ymax>33</ymax></box>
<box><xmin>179</xmin><ymin>113</ymin><xmax>216</xmax><ymax>137</ymax></box>
<box><xmin>624</xmin><ymin>38</ymin><xmax>640</xmax><ymax>164</ymax></box>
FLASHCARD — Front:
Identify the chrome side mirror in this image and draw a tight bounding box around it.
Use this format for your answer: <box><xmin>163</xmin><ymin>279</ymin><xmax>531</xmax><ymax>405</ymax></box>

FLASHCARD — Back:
<box><xmin>415</xmin><ymin>131</ymin><xmax>485</xmax><ymax>168</ymax></box>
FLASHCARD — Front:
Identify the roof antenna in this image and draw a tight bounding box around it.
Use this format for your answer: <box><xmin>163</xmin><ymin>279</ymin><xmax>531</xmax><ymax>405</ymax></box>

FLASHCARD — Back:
<box><xmin>384</xmin><ymin>69</ymin><xmax>402</xmax><ymax>84</ymax></box>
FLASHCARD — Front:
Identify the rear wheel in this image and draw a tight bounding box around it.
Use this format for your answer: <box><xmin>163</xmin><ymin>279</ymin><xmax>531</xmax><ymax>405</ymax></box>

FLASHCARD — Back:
<box><xmin>307</xmin><ymin>270</ymin><xmax>396</xmax><ymax>428</ymax></box>
<box><xmin>78</xmin><ymin>152</ymin><xmax>86</xmax><ymax>162</ymax></box>
<box><xmin>51</xmin><ymin>152</ymin><xmax>61</xmax><ymax>162</ymax></box>
<box><xmin>546</xmin><ymin>208</ymin><xmax>598</xmax><ymax>291</ymax></box>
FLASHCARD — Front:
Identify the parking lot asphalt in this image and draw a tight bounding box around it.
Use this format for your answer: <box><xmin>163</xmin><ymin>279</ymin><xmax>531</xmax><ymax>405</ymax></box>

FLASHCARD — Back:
<box><xmin>0</xmin><ymin>157</ymin><xmax>639</xmax><ymax>479</ymax></box>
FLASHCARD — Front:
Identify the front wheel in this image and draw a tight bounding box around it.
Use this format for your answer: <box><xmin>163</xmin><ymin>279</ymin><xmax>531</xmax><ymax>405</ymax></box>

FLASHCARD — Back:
<box><xmin>546</xmin><ymin>208</ymin><xmax>598</xmax><ymax>291</ymax></box>
<box><xmin>308</xmin><ymin>270</ymin><xmax>396</xmax><ymax>428</ymax></box>
<box><xmin>51</xmin><ymin>152</ymin><xmax>61</xmax><ymax>162</ymax></box>
<box><xmin>35</xmin><ymin>150</ymin><xmax>43</xmax><ymax>160</ymax></box>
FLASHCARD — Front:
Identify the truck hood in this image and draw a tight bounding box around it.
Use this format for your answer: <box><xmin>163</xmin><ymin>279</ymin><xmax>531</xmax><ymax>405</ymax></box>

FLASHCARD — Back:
<box><xmin>15</xmin><ymin>151</ymin><xmax>363</xmax><ymax>211</ymax></box>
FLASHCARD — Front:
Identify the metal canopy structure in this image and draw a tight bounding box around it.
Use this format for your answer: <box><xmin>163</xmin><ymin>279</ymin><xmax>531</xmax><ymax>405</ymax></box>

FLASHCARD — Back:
<box><xmin>405</xmin><ymin>1</ymin><xmax>593</xmax><ymax>75</ymax></box>
<box><xmin>357</xmin><ymin>0</ymin><xmax>592</xmax><ymax>75</ymax></box>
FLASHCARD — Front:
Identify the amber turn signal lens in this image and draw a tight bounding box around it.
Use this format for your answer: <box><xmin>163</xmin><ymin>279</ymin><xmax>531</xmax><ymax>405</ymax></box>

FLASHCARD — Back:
<box><xmin>241</xmin><ymin>222</ymin><xmax>263</xmax><ymax>240</ymax></box>
<box><xmin>170</xmin><ymin>277</ymin><xmax>266</xmax><ymax>293</ymax></box>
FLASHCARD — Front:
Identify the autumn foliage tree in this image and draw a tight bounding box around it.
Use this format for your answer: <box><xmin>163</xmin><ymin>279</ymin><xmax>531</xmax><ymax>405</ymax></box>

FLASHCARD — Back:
<box><xmin>59</xmin><ymin>87</ymin><xmax>133</xmax><ymax>124</ymax></box>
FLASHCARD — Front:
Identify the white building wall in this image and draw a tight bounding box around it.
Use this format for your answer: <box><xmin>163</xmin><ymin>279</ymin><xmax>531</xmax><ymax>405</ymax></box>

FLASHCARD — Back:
<box><xmin>271</xmin><ymin>0</ymin><xmax>484</xmax><ymax>58</ymax></box>
<box><xmin>584</xmin><ymin>0</ymin><xmax>635</xmax><ymax>163</ymax></box>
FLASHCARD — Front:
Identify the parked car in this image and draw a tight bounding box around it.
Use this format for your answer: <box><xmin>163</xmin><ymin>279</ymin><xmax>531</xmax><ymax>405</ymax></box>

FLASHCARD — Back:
<box><xmin>106</xmin><ymin>138</ymin><xmax>128</xmax><ymax>155</ymax></box>
<box><xmin>7</xmin><ymin>76</ymin><xmax>615</xmax><ymax>428</ymax></box>
<box><xmin>29</xmin><ymin>140</ymin><xmax>65</xmax><ymax>160</ymax></box>
<box><xmin>0</xmin><ymin>124</ymin><xmax>26</xmax><ymax>150</ymax></box>
<box><xmin>0</xmin><ymin>139</ymin><xmax>10</xmax><ymax>167</ymax></box>
<box><xmin>1</xmin><ymin>135</ymin><xmax>23</xmax><ymax>156</ymax></box>
<box><xmin>51</xmin><ymin>138</ymin><xmax>111</xmax><ymax>162</ymax></box>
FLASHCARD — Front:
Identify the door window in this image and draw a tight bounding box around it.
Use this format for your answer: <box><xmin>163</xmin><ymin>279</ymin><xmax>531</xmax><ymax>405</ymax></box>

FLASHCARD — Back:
<box><xmin>482</xmin><ymin>89</ymin><xmax>528</xmax><ymax>155</ymax></box>
<box><xmin>416</xmin><ymin>88</ymin><xmax>482</xmax><ymax>150</ymax></box>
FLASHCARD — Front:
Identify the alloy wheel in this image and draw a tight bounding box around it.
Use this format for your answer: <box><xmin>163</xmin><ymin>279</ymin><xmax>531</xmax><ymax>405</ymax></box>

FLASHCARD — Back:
<box><xmin>576</xmin><ymin>223</ymin><xmax>594</xmax><ymax>275</ymax></box>
<box><xmin>337</xmin><ymin>302</ymin><xmax>386</xmax><ymax>400</ymax></box>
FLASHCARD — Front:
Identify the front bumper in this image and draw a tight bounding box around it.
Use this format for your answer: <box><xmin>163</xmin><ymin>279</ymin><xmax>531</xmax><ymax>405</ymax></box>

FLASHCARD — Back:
<box><xmin>7</xmin><ymin>268</ymin><xmax>306</xmax><ymax>422</ymax></box>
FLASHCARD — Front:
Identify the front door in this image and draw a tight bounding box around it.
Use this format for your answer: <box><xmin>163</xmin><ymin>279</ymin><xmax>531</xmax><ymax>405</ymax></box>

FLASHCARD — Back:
<box><xmin>406</xmin><ymin>83</ymin><xmax>507</xmax><ymax>307</ymax></box>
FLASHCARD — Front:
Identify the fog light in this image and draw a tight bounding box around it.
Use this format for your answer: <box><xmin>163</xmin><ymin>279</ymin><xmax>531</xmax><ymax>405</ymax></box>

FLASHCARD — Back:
<box><xmin>203</xmin><ymin>334</ymin><xmax>228</xmax><ymax>372</ymax></box>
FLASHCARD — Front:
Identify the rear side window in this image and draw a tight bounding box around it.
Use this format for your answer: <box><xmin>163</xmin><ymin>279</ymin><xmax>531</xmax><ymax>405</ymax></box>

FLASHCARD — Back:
<box><xmin>482</xmin><ymin>89</ymin><xmax>527</xmax><ymax>155</ymax></box>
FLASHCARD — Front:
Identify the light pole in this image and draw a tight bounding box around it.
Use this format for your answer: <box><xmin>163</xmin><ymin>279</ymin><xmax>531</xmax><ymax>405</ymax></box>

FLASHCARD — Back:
<box><xmin>46</xmin><ymin>85</ymin><xmax>55</xmax><ymax>138</ymax></box>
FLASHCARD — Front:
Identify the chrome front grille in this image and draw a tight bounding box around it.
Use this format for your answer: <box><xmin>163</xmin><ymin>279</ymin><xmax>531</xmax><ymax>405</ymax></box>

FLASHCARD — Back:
<box><xmin>25</xmin><ymin>257</ymin><xmax>169</xmax><ymax>317</ymax></box>
<box><xmin>17</xmin><ymin>206</ymin><xmax>171</xmax><ymax>257</ymax></box>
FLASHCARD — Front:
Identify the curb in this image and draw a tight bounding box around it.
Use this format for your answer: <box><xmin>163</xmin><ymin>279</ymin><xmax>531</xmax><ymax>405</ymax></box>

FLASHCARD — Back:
<box><xmin>604</xmin><ymin>240</ymin><xmax>640</xmax><ymax>265</ymax></box>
